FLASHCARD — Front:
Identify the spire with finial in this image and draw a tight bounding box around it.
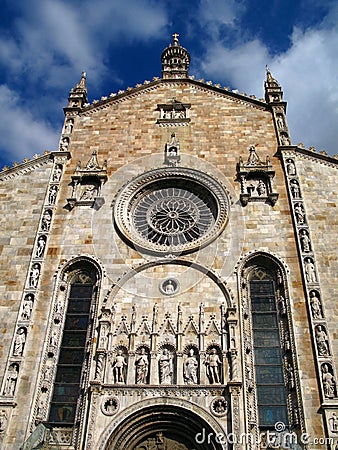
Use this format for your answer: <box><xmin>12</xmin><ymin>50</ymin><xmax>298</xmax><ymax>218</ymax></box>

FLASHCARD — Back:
<box><xmin>264</xmin><ymin>65</ymin><xmax>283</xmax><ymax>103</ymax></box>
<box><xmin>161</xmin><ymin>34</ymin><xmax>190</xmax><ymax>79</ymax></box>
<box><xmin>65</xmin><ymin>71</ymin><xmax>88</xmax><ymax>112</ymax></box>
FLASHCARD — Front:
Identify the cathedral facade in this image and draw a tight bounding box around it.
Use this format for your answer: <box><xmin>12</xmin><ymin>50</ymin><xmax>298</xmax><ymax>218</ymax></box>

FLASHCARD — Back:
<box><xmin>0</xmin><ymin>37</ymin><xmax>337</xmax><ymax>450</ymax></box>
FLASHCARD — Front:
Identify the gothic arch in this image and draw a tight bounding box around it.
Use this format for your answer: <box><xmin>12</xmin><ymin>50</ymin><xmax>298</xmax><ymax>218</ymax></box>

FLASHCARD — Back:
<box><xmin>236</xmin><ymin>250</ymin><xmax>305</xmax><ymax>437</ymax></box>
<box><xmin>104</xmin><ymin>258</ymin><xmax>233</xmax><ymax>309</ymax></box>
<box><xmin>98</xmin><ymin>398</ymin><xmax>226</xmax><ymax>450</ymax></box>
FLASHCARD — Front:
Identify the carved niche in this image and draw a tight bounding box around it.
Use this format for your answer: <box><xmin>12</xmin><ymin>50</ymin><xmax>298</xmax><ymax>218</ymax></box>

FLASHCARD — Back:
<box><xmin>67</xmin><ymin>150</ymin><xmax>107</xmax><ymax>209</ymax></box>
<box><xmin>237</xmin><ymin>145</ymin><xmax>279</xmax><ymax>206</ymax></box>
<box><xmin>157</xmin><ymin>98</ymin><xmax>191</xmax><ymax>126</ymax></box>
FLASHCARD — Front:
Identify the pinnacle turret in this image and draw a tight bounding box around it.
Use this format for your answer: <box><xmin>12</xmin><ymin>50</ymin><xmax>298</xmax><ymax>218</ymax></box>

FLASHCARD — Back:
<box><xmin>161</xmin><ymin>34</ymin><xmax>190</xmax><ymax>79</ymax></box>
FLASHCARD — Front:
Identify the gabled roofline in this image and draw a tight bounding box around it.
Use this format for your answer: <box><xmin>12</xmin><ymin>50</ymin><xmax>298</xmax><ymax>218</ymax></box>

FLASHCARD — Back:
<box><xmin>277</xmin><ymin>145</ymin><xmax>338</xmax><ymax>166</ymax></box>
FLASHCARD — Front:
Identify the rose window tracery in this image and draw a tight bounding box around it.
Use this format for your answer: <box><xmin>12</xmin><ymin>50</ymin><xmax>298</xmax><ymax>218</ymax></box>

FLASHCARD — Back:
<box><xmin>113</xmin><ymin>168</ymin><xmax>229</xmax><ymax>255</ymax></box>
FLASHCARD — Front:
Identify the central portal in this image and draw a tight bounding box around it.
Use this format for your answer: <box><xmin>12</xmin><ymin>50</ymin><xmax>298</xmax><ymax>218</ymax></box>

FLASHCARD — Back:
<box><xmin>104</xmin><ymin>403</ymin><xmax>226</xmax><ymax>450</ymax></box>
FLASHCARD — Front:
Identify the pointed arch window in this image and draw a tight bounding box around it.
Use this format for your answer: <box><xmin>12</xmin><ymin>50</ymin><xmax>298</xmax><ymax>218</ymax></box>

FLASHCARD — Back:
<box><xmin>48</xmin><ymin>268</ymin><xmax>98</xmax><ymax>425</ymax></box>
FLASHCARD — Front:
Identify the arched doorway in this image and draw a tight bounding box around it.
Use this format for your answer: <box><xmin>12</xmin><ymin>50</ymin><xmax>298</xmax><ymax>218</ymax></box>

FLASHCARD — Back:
<box><xmin>104</xmin><ymin>404</ymin><xmax>226</xmax><ymax>450</ymax></box>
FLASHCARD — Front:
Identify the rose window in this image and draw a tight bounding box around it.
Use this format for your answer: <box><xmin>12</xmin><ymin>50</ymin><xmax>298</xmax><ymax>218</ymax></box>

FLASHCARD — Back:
<box><xmin>113</xmin><ymin>168</ymin><xmax>229</xmax><ymax>255</ymax></box>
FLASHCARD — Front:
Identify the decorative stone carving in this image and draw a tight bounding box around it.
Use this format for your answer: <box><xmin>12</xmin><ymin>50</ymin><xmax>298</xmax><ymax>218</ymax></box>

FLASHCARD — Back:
<box><xmin>315</xmin><ymin>325</ymin><xmax>330</xmax><ymax>356</ymax></box>
<box><xmin>67</xmin><ymin>150</ymin><xmax>107</xmax><ymax>208</ymax></box>
<box><xmin>48</xmin><ymin>185</ymin><xmax>58</xmax><ymax>205</ymax></box>
<box><xmin>4</xmin><ymin>363</ymin><xmax>19</xmax><ymax>396</ymax></box>
<box><xmin>300</xmin><ymin>229</ymin><xmax>311</xmax><ymax>252</ymax></box>
<box><xmin>237</xmin><ymin>145</ymin><xmax>278</xmax><ymax>206</ymax></box>
<box><xmin>94</xmin><ymin>352</ymin><xmax>105</xmax><ymax>381</ymax></box>
<box><xmin>294</xmin><ymin>203</ymin><xmax>306</xmax><ymax>225</ymax></box>
<box><xmin>101</xmin><ymin>397</ymin><xmax>119</xmax><ymax>416</ymax></box>
<box><xmin>164</xmin><ymin>132</ymin><xmax>181</xmax><ymax>166</ymax></box>
<box><xmin>157</xmin><ymin>99</ymin><xmax>191</xmax><ymax>126</ymax></box>
<box><xmin>329</xmin><ymin>412</ymin><xmax>338</xmax><ymax>433</ymax></box>
<box><xmin>0</xmin><ymin>410</ymin><xmax>8</xmax><ymax>434</ymax></box>
<box><xmin>290</xmin><ymin>179</ymin><xmax>301</xmax><ymax>198</ymax></box>
<box><xmin>210</xmin><ymin>397</ymin><xmax>228</xmax><ymax>417</ymax></box>
<box><xmin>322</xmin><ymin>363</ymin><xmax>336</xmax><ymax>398</ymax></box>
<box><xmin>135</xmin><ymin>348</ymin><xmax>149</xmax><ymax>384</ymax></box>
<box><xmin>112</xmin><ymin>349</ymin><xmax>127</xmax><ymax>384</ymax></box>
<box><xmin>41</xmin><ymin>209</ymin><xmax>52</xmax><ymax>231</ymax></box>
<box><xmin>63</xmin><ymin>118</ymin><xmax>74</xmax><ymax>135</ymax></box>
<box><xmin>35</xmin><ymin>235</ymin><xmax>47</xmax><ymax>258</ymax></box>
<box><xmin>205</xmin><ymin>348</ymin><xmax>222</xmax><ymax>384</ymax></box>
<box><xmin>310</xmin><ymin>291</ymin><xmax>322</xmax><ymax>319</ymax></box>
<box><xmin>29</xmin><ymin>263</ymin><xmax>40</xmax><ymax>288</ymax></box>
<box><xmin>159</xmin><ymin>348</ymin><xmax>174</xmax><ymax>384</ymax></box>
<box><xmin>52</xmin><ymin>164</ymin><xmax>63</xmax><ymax>182</ymax></box>
<box><xmin>285</xmin><ymin>361</ymin><xmax>295</xmax><ymax>390</ymax></box>
<box><xmin>13</xmin><ymin>327</ymin><xmax>26</xmax><ymax>356</ymax></box>
<box><xmin>304</xmin><ymin>258</ymin><xmax>317</xmax><ymax>283</ymax></box>
<box><xmin>160</xmin><ymin>278</ymin><xmax>179</xmax><ymax>295</ymax></box>
<box><xmin>59</xmin><ymin>136</ymin><xmax>69</xmax><ymax>151</ymax></box>
<box><xmin>184</xmin><ymin>348</ymin><xmax>198</xmax><ymax>384</ymax></box>
<box><xmin>21</xmin><ymin>294</ymin><xmax>34</xmax><ymax>321</ymax></box>
<box><xmin>286</xmin><ymin>159</ymin><xmax>296</xmax><ymax>176</ymax></box>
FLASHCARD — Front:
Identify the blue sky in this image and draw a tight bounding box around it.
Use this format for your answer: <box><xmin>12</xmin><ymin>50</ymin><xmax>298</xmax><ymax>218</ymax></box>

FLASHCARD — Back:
<box><xmin>0</xmin><ymin>0</ymin><xmax>337</xmax><ymax>168</ymax></box>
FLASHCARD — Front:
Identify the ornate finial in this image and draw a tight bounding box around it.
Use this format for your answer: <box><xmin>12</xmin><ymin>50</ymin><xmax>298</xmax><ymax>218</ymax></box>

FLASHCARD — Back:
<box><xmin>172</xmin><ymin>33</ymin><xmax>179</xmax><ymax>44</ymax></box>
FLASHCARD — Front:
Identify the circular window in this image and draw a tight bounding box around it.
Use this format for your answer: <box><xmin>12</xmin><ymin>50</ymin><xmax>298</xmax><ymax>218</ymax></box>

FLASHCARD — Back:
<box><xmin>113</xmin><ymin>168</ymin><xmax>229</xmax><ymax>255</ymax></box>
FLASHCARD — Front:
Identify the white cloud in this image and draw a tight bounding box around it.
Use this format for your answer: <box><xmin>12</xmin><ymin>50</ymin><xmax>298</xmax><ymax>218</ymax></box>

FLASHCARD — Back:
<box><xmin>0</xmin><ymin>85</ymin><xmax>60</xmax><ymax>165</ymax></box>
<box><xmin>198</xmin><ymin>0</ymin><xmax>245</xmax><ymax>37</ymax></box>
<box><xmin>199</xmin><ymin>12</ymin><xmax>338</xmax><ymax>155</ymax></box>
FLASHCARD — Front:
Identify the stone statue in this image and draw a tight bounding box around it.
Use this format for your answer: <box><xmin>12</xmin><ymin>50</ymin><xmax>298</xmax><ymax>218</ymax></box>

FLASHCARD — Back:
<box><xmin>286</xmin><ymin>159</ymin><xmax>296</xmax><ymax>176</ymax></box>
<box><xmin>294</xmin><ymin>204</ymin><xmax>305</xmax><ymax>224</ymax></box>
<box><xmin>21</xmin><ymin>294</ymin><xmax>34</xmax><ymax>320</ymax></box>
<box><xmin>159</xmin><ymin>349</ymin><xmax>173</xmax><ymax>384</ymax></box>
<box><xmin>184</xmin><ymin>349</ymin><xmax>198</xmax><ymax>384</ymax></box>
<box><xmin>99</xmin><ymin>324</ymin><xmax>108</xmax><ymax>349</ymax></box>
<box><xmin>13</xmin><ymin>327</ymin><xmax>26</xmax><ymax>356</ymax></box>
<box><xmin>205</xmin><ymin>348</ymin><xmax>221</xmax><ymax>384</ymax></box>
<box><xmin>256</xmin><ymin>179</ymin><xmax>266</xmax><ymax>196</ymax></box>
<box><xmin>52</xmin><ymin>165</ymin><xmax>63</xmax><ymax>181</ymax></box>
<box><xmin>290</xmin><ymin>179</ymin><xmax>300</xmax><ymax>198</ymax></box>
<box><xmin>112</xmin><ymin>350</ymin><xmax>127</xmax><ymax>384</ymax></box>
<box><xmin>286</xmin><ymin>363</ymin><xmax>295</xmax><ymax>389</ymax></box>
<box><xmin>329</xmin><ymin>412</ymin><xmax>338</xmax><ymax>433</ymax></box>
<box><xmin>41</xmin><ymin>210</ymin><xmax>52</xmax><ymax>231</ymax></box>
<box><xmin>29</xmin><ymin>264</ymin><xmax>40</xmax><ymax>288</ymax></box>
<box><xmin>80</xmin><ymin>184</ymin><xmax>97</xmax><ymax>200</ymax></box>
<box><xmin>48</xmin><ymin>185</ymin><xmax>58</xmax><ymax>204</ymax></box>
<box><xmin>60</xmin><ymin>137</ymin><xmax>69</xmax><ymax>151</ymax></box>
<box><xmin>0</xmin><ymin>410</ymin><xmax>8</xmax><ymax>433</ymax></box>
<box><xmin>135</xmin><ymin>348</ymin><xmax>149</xmax><ymax>384</ymax></box>
<box><xmin>310</xmin><ymin>291</ymin><xmax>322</xmax><ymax>319</ymax></box>
<box><xmin>322</xmin><ymin>364</ymin><xmax>336</xmax><ymax>398</ymax></box>
<box><xmin>315</xmin><ymin>325</ymin><xmax>329</xmax><ymax>356</ymax></box>
<box><xmin>35</xmin><ymin>236</ymin><xmax>46</xmax><ymax>258</ymax></box>
<box><xmin>64</xmin><ymin>119</ymin><xmax>73</xmax><ymax>134</ymax></box>
<box><xmin>300</xmin><ymin>230</ymin><xmax>311</xmax><ymax>252</ymax></box>
<box><xmin>4</xmin><ymin>364</ymin><xmax>18</xmax><ymax>396</ymax></box>
<box><xmin>305</xmin><ymin>258</ymin><xmax>317</xmax><ymax>283</ymax></box>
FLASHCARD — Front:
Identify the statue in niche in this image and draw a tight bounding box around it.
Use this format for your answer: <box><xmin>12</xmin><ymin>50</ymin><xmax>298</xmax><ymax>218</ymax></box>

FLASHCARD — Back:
<box><xmin>135</xmin><ymin>348</ymin><xmax>149</xmax><ymax>384</ymax></box>
<box><xmin>41</xmin><ymin>210</ymin><xmax>52</xmax><ymax>231</ymax></box>
<box><xmin>29</xmin><ymin>264</ymin><xmax>40</xmax><ymax>288</ymax></box>
<box><xmin>247</xmin><ymin>145</ymin><xmax>261</xmax><ymax>165</ymax></box>
<box><xmin>205</xmin><ymin>348</ymin><xmax>221</xmax><ymax>384</ymax></box>
<box><xmin>322</xmin><ymin>364</ymin><xmax>336</xmax><ymax>398</ymax></box>
<box><xmin>159</xmin><ymin>349</ymin><xmax>173</xmax><ymax>384</ymax></box>
<box><xmin>310</xmin><ymin>291</ymin><xmax>322</xmax><ymax>319</ymax></box>
<box><xmin>256</xmin><ymin>179</ymin><xmax>266</xmax><ymax>196</ymax></box>
<box><xmin>13</xmin><ymin>327</ymin><xmax>26</xmax><ymax>356</ymax></box>
<box><xmin>281</xmin><ymin>133</ymin><xmax>290</xmax><ymax>145</ymax></box>
<box><xmin>276</xmin><ymin>114</ymin><xmax>284</xmax><ymax>128</ymax></box>
<box><xmin>278</xmin><ymin>295</ymin><xmax>287</xmax><ymax>316</ymax></box>
<box><xmin>283</xmin><ymin>330</ymin><xmax>291</xmax><ymax>352</ymax></box>
<box><xmin>112</xmin><ymin>349</ymin><xmax>127</xmax><ymax>384</ymax></box>
<box><xmin>21</xmin><ymin>294</ymin><xmax>34</xmax><ymax>320</ymax></box>
<box><xmin>0</xmin><ymin>410</ymin><xmax>8</xmax><ymax>433</ymax></box>
<box><xmin>64</xmin><ymin>119</ymin><xmax>73</xmax><ymax>134</ymax></box>
<box><xmin>286</xmin><ymin>159</ymin><xmax>296</xmax><ymax>176</ymax></box>
<box><xmin>290</xmin><ymin>179</ymin><xmax>300</xmax><ymax>198</ymax></box>
<box><xmin>315</xmin><ymin>325</ymin><xmax>329</xmax><ymax>356</ymax></box>
<box><xmin>48</xmin><ymin>185</ymin><xmax>58</xmax><ymax>204</ymax></box>
<box><xmin>80</xmin><ymin>183</ymin><xmax>97</xmax><ymax>201</ymax></box>
<box><xmin>305</xmin><ymin>258</ymin><xmax>317</xmax><ymax>283</ymax></box>
<box><xmin>329</xmin><ymin>413</ymin><xmax>338</xmax><ymax>433</ymax></box>
<box><xmin>4</xmin><ymin>364</ymin><xmax>18</xmax><ymax>396</ymax></box>
<box><xmin>60</xmin><ymin>137</ymin><xmax>69</xmax><ymax>151</ymax></box>
<box><xmin>184</xmin><ymin>349</ymin><xmax>198</xmax><ymax>384</ymax></box>
<box><xmin>294</xmin><ymin>203</ymin><xmax>305</xmax><ymax>225</ymax></box>
<box><xmin>52</xmin><ymin>165</ymin><xmax>63</xmax><ymax>182</ymax></box>
<box><xmin>35</xmin><ymin>235</ymin><xmax>46</xmax><ymax>258</ymax></box>
<box><xmin>300</xmin><ymin>230</ymin><xmax>311</xmax><ymax>252</ymax></box>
